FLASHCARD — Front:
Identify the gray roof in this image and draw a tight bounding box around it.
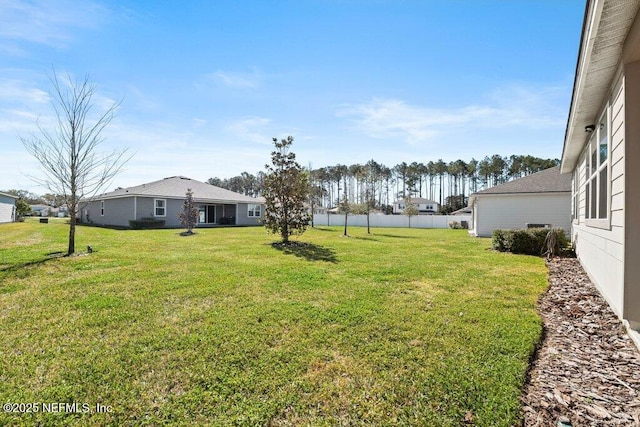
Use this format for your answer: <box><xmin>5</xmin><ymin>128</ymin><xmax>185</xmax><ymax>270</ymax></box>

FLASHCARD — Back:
<box><xmin>0</xmin><ymin>191</ymin><xmax>18</xmax><ymax>199</ymax></box>
<box><xmin>94</xmin><ymin>176</ymin><xmax>265</xmax><ymax>204</ymax></box>
<box><xmin>472</xmin><ymin>166</ymin><xmax>571</xmax><ymax>197</ymax></box>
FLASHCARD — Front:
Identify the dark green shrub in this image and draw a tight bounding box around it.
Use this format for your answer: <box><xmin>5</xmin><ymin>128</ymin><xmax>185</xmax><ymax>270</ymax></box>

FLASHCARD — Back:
<box><xmin>129</xmin><ymin>218</ymin><xmax>165</xmax><ymax>229</ymax></box>
<box><xmin>492</xmin><ymin>227</ymin><xmax>568</xmax><ymax>256</ymax></box>
<box><xmin>492</xmin><ymin>229</ymin><xmax>514</xmax><ymax>252</ymax></box>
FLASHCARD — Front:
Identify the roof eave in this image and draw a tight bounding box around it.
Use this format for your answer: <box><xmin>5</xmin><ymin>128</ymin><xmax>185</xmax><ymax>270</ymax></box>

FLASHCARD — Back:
<box><xmin>562</xmin><ymin>0</ymin><xmax>640</xmax><ymax>174</ymax></box>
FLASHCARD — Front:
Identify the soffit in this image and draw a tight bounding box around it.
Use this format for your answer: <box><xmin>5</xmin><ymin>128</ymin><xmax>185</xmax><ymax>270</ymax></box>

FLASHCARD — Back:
<box><xmin>561</xmin><ymin>0</ymin><xmax>640</xmax><ymax>174</ymax></box>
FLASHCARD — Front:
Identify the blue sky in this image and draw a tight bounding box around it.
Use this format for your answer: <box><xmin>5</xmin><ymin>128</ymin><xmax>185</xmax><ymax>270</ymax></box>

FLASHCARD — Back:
<box><xmin>0</xmin><ymin>0</ymin><xmax>585</xmax><ymax>193</ymax></box>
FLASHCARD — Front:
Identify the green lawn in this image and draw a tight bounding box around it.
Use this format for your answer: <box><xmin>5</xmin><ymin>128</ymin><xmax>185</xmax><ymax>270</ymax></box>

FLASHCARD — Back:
<box><xmin>0</xmin><ymin>219</ymin><xmax>547</xmax><ymax>426</ymax></box>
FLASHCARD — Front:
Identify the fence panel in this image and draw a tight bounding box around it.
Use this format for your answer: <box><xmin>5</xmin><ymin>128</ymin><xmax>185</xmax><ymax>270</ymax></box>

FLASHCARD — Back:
<box><xmin>312</xmin><ymin>214</ymin><xmax>471</xmax><ymax>229</ymax></box>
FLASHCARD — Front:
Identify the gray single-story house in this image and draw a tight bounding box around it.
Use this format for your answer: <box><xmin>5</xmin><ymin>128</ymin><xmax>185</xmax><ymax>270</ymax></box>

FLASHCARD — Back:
<box><xmin>468</xmin><ymin>166</ymin><xmax>572</xmax><ymax>237</ymax></box>
<box><xmin>82</xmin><ymin>176</ymin><xmax>265</xmax><ymax>228</ymax></box>
<box><xmin>0</xmin><ymin>192</ymin><xmax>18</xmax><ymax>224</ymax></box>
<box><xmin>561</xmin><ymin>0</ymin><xmax>640</xmax><ymax>345</ymax></box>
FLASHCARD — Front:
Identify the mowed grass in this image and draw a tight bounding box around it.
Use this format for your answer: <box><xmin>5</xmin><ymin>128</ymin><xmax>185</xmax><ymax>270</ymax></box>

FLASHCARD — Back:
<box><xmin>0</xmin><ymin>219</ymin><xmax>547</xmax><ymax>426</ymax></box>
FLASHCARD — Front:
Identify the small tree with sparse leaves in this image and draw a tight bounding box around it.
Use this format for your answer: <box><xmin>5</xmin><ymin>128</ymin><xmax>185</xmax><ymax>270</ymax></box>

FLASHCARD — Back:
<box><xmin>179</xmin><ymin>188</ymin><xmax>198</xmax><ymax>234</ymax></box>
<box><xmin>338</xmin><ymin>192</ymin><xmax>351</xmax><ymax>237</ymax></box>
<box><xmin>263</xmin><ymin>136</ymin><xmax>311</xmax><ymax>243</ymax></box>
<box><xmin>403</xmin><ymin>195</ymin><xmax>419</xmax><ymax>228</ymax></box>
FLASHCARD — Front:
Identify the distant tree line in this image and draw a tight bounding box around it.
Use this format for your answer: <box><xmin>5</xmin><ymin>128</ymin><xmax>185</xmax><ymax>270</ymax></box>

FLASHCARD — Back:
<box><xmin>0</xmin><ymin>189</ymin><xmax>66</xmax><ymax>207</ymax></box>
<box><xmin>207</xmin><ymin>154</ymin><xmax>559</xmax><ymax>214</ymax></box>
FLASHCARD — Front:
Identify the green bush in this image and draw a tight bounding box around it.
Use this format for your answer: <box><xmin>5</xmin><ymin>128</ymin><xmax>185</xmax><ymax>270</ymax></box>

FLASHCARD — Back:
<box><xmin>129</xmin><ymin>218</ymin><xmax>166</xmax><ymax>229</ymax></box>
<box><xmin>492</xmin><ymin>227</ymin><xmax>568</xmax><ymax>256</ymax></box>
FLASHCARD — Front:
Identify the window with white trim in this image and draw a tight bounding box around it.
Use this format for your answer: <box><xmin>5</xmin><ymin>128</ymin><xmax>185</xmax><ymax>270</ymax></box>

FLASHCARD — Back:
<box><xmin>100</xmin><ymin>200</ymin><xmax>104</xmax><ymax>216</ymax></box>
<box><xmin>248</xmin><ymin>204</ymin><xmax>261</xmax><ymax>218</ymax></box>
<box><xmin>154</xmin><ymin>199</ymin><xmax>166</xmax><ymax>217</ymax></box>
<box><xmin>584</xmin><ymin>109</ymin><xmax>609</xmax><ymax>222</ymax></box>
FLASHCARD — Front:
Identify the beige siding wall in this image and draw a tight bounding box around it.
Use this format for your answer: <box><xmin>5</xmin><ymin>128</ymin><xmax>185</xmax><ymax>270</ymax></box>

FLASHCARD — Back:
<box><xmin>473</xmin><ymin>192</ymin><xmax>571</xmax><ymax>238</ymax></box>
<box><xmin>572</xmin><ymin>74</ymin><xmax>626</xmax><ymax>317</ymax></box>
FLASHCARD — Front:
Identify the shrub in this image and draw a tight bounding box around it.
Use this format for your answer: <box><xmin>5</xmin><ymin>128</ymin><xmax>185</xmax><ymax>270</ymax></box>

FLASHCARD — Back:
<box><xmin>492</xmin><ymin>227</ymin><xmax>568</xmax><ymax>256</ymax></box>
<box><xmin>129</xmin><ymin>218</ymin><xmax>165</xmax><ymax>229</ymax></box>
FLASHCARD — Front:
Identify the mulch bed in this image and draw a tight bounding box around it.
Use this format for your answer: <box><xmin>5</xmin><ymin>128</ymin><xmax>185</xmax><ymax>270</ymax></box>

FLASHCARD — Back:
<box><xmin>522</xmin><ymin>258</ymin><xmax>640</xmax><ymax>426</ymax></box>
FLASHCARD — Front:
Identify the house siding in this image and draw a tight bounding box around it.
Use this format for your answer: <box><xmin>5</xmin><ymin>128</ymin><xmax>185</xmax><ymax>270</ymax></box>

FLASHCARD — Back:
<box><xmin>84</xmin><ymin>197</ymin><xmax>135</xmax><ymax>228</ymax></box>
<box><xmin>471</xmin><ymin>193</ymin><xmax>571</xmax><ymax>238</ymax></box>
<box><xmin>236</xmin><ymin>203</ymin><xmax>262</xmax><ymax>226</ymax></box>
<box><xmin>571</xmin><ymin>72</ymin><xmax>626</xmax><ymax>318</ymax></box>
<box><xmin>0</xmin><ymin>194</ymin><xmax>16</xmax><ymax>223</ymax></box>
<box><xmin>84</xmin><ymin>196</ymin><xmax>264</xmax><ymax>228</ymax></box>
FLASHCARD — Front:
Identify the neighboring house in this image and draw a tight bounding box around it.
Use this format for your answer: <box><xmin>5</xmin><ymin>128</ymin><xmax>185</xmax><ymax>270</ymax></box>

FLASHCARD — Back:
<box><xmin>450</xmin><ymin>206</ymin><xmax>472</xmax><ymax>216</ymax></box>
<box><xmin>30</xmin><ymin>204</ymin><xmax>51</xmax><ymax>217</ymax></box>
<box><xmin>561</xmin><ymin>0</ymin><xmax>640</xmax><ymax>342</ymax></box>
<box><xmin>468</xmin><ymin>166</ymin><xmax>572</xmax><ymax>237</ymax></box>
<box><xmin>82</xmin><ymin>176</ymin><xmax>265</xmax><ymax>228</ymax></box>
<box><xmin>393</xmin><ymin>198</ymin><xmax>439</xmax><ymax>215</ymax></box>
<box><xmin>0</xmin><ymin>192</ymin><xmax>18</xmax><ymax>223</ymax></box>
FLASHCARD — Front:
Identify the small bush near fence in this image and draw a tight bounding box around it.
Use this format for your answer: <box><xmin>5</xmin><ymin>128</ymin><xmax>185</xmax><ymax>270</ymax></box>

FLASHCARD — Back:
<box><xmin>492</xmin><ymin>228</ymin><xmax>568</xmax><ymax>256</ymax></box>
<box><xmin>129</xmin><ymin>218</ymin><xmax>166</xmax><ymax>229</ymax></box>
<box><xmin>448</xmin><ymin>221</ymin><xmax>469</xmax><ymax>230</ymax></box>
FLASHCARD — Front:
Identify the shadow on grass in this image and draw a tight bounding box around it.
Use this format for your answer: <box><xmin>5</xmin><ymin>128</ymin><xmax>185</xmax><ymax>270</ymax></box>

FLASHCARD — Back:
<box><xmin>375</xmin><ymin>233</ymin><xmax>419</xmax><ymax>239</ymax></box>
<box><xmin>353</xmin><ymin>235</ymin><xmax>381</xmax><ymax>242</ymax></box>
<box><xmin>0</xmin><ymin>251</ymin><xmax>66</xmax><ymax>281</ymax></box>
<box><xmin>271</xmin><ymin>241</ymin><xmax>338</xmax><ymax>263</ymax></box>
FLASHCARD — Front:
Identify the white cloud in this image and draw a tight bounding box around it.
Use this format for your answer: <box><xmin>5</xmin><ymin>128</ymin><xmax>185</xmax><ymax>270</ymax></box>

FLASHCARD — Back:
<box><xmin>204</xmin><ymin>69</ymin><xmax>262</xmax><ymax>89</ymax></box>
<box><xmin>0</xmin><ymin>0</ymin><xmax>109</xmax><ymax>51</ymax></box>
<box><xmin>224</xmin><ymin>116</ymin><xmax>272</xmax><ymax>144</ymax></box>
<box><xmin>338</xmin><ymin>83</ymin><xmax>568</xmax><ymax>146</ymax></box>
<box><xmin>0</xmin><ymin>79</ymin><xmax>49</xmax><ymax>104</ymax></box>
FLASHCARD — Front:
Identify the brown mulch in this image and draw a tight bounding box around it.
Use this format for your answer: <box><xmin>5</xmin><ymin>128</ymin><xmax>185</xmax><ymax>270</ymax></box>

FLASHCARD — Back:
<box><xmin>522</xmin><ymin>258</ymin><xmax>640</xmax><ymax>426</ymax></box>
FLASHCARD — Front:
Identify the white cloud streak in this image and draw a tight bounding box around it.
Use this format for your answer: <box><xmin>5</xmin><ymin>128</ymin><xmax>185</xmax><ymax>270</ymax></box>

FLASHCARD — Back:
<box><xmin>0</xmin><ymin>0</ymin><xmax>109</xmax><ymax>51</ymax></box>
<box><xmin>204</xmin><ymin>69</ymin><xmax>262</xmax><ymax>89</ymax></box>
<box><xmin>338</xmin><ymin>83</ymin><xmax>568</xmax><ymax>146</ymax></box>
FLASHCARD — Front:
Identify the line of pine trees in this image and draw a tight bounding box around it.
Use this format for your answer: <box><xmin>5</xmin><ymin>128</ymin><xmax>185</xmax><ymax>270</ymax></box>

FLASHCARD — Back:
<box><xmin>207</xmin><ymin>154</ymin><xmax>559</xmax><ymax>214</ymax></box>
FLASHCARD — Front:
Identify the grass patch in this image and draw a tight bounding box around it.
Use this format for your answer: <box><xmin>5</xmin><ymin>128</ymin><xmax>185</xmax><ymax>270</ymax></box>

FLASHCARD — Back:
<box><xmin>0</xmin><ymin>220</ymin><xmax>547</xmax><ymax>426</ymax></box>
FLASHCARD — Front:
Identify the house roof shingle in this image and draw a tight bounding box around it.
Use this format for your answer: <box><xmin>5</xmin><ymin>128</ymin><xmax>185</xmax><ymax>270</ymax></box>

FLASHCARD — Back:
<box><xmin>0</xmin><ymin>192</ymin><xmax>18</xmax><ymax>199</ymax></box>
<box><xmin>471</xmin><ymin>166</ymin><xmax>571</xmax><ymax>197</ymax></box>
<box><xmin>95</xmin><ymin>176</ymin><xmax>265</xmax><ymax>203</ymax></box>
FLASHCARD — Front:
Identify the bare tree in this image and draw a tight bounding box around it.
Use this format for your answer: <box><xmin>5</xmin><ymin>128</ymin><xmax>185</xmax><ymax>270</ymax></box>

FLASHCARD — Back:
<box><xmin>21</xmin><ymin>71</ymin><xmax>129</xmax><ymax>255</ymax></box>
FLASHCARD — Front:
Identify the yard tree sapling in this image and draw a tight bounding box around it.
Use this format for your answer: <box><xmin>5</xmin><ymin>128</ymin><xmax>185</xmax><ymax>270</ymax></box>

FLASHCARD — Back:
<box><xmin>338</xmin><ymin>192</ymin><xmax>351</xmax><ymax>236</ymax></box>
<box><xmin>21</xmin><ymin>71</ymin><xmax>129</xmax><ymax>255</ymax></box>
<box><xmin>179</xmin><ymin>188</ymin><xmax>198</xmax><ymax>234</ymax></box>
<box><xmin>403</xmin><ymin>195</ymin><xmax>419</xmax><ymax>228</ymax></box>
<box><xmin>263</xmin><ymin>136</ymin><xmax>311</xmax><ymax>243</ymax></box>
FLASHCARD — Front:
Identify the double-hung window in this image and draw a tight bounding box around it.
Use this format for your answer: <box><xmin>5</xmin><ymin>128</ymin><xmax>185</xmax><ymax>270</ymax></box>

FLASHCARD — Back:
<box><xmin>100</xmin><ymin>200</ymin><xmax>104</xmax><ymax>216</ymax></box>
<box><xmin>154</xmin><ymin>199</ymin><xmax>166</xmax><ymax>217</ymax></box>
<box><xmin>248</xmin><ymin>204</ymin><xmax>261</xmax><ymax>218</ymax></box>
<box><xmin>584</xmin><ymin>108</ymin><xmax>610</xmax><ymax>226</ymax></box>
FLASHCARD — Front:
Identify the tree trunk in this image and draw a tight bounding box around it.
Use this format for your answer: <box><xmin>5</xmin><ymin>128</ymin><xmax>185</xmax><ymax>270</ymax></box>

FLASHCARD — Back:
<box><xmin>366</xmin><ymin>210</ymin><xmax>370</xmax><ymax>234</ymax></box>
<box><xmin>68</xmin><ymin>212</ymin><xmax>76</xmax><ymax>255</ymax></box>
<box><xmin>343</xmin><ymin>211</ymin><xmax>348</xmax><ymax>236</ymax></box>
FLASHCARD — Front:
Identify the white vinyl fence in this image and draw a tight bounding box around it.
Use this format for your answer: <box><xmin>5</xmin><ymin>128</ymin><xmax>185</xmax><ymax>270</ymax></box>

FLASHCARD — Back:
<box><xmin>312</xmin><ymin>214</ymin><xmax>472</xmax><ymax>229</ymax></box>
